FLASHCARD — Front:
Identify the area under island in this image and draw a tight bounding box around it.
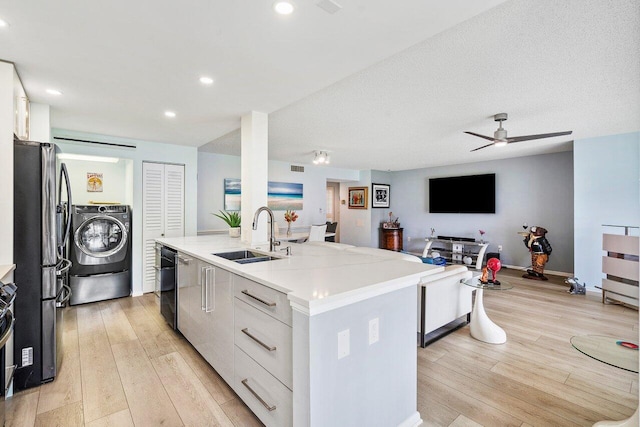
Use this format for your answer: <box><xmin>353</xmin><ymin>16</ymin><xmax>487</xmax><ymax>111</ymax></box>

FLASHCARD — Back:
<box><xmin>156</xmin><ymin>234</ymin><xmax>444</xmax><ymax>427</ymax></box>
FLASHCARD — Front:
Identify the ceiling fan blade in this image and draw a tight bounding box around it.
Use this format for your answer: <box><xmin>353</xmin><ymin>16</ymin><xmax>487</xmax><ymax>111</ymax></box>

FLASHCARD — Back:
<box><xmin>470</xmin><ymin>142</ymin><xmax>496</xmax><ymax>152</ymax></box>
<box><xmin>464</xmin><ymin>131</ymin><xmax>495</xmax><ymax>142</ymax></box>
<box><xmin>506</xmin><ymin>131</ymin><xmax>573</xmax><ymax>143</ymax></box>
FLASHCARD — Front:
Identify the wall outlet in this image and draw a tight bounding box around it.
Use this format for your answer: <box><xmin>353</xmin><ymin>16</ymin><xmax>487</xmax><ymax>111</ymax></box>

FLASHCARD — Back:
<box><xmin>369</xmin><ymin>318</ymin><xmax>379</xmax><ymax>345</ymax></box>
<box><xmin>338</xmin><ymin>329</ymin><xmax>350</xmax><ymax>359</ymax></box>
<box><xmin>407</xmin><ymin>236</ymin><xmax>412</xmax><ymax>242</ymax></box>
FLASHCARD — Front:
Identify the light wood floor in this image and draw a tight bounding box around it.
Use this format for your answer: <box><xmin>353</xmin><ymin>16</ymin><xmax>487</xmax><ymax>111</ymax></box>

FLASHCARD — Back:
<box><xmin>5</xmin><ymin>292</ymin><xmax>263</xmax><ymax>427</ymax></box>
<box><xmin>418</xmin><ymin>268</ymin><xmax>638</xmax><ymax>426</ymax></box>
<box><xmin>5</xmin><ymin>268</ymin><xmax>638</xmax><ymax>426</ymax></box>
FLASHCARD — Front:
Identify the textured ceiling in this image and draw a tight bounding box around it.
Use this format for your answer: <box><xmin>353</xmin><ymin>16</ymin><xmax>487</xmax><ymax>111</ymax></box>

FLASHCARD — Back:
<box><xmin>1</xmin><ymin>0</ymin><xmax>639</xmax><ymax>171</ymax></box>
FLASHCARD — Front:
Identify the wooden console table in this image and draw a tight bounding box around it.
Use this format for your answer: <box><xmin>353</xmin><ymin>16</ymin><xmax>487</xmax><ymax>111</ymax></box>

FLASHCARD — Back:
<box><xmin>380</xmin><ymin>228</ymin><xmax>403</xmax><ymax>251</ymax></box>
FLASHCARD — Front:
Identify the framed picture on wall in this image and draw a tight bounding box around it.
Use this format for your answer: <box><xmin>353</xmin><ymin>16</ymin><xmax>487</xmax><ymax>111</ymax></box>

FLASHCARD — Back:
<box><xmin>348</xmin><ymin>187</ymin><xmax>368</xmax><ymax>209</ymax></box>
<box><xmin>372</xmin><ymin>183</ymin><xmax>390</xmax><ymax>208</ymax></box>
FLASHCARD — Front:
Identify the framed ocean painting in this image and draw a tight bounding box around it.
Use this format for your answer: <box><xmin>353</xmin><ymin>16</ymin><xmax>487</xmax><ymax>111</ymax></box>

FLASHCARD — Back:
<box><xmin>223</xmin><ymin>179</ymin><xmax>303</xmax><ymax>211</ymax></box>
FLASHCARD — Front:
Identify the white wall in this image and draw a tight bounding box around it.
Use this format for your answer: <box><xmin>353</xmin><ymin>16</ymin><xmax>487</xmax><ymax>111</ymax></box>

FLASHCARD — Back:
<box><xmin>52</xmin><ymin>129</ymin><xmax>198</xmax><ymax>297</ymax></box>
<box><xmin>391</xmin><ymin>152</ymin><xmax>574</xmax><ymax>274</ymax></box>
<box><xmin>574</xmin><ymin>132</ymin><xmax>640</xmax><ymax>290</ymax></box>
<box><xmin>198</xmin><ymin>152</ymin><xmax>359</xmax><ymax>233</ymax></box>
<box><xmin>62</xmin><ymin>158</ymin><xmax>133</xmax><ymax>206</ymax></box>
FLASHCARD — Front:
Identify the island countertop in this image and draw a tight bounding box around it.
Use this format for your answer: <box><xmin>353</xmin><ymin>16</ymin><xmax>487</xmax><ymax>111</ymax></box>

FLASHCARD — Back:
<box><xmin>156</xmin><ymin>235</ymin><xmax>444</xmax><ymax>316</ymax></box>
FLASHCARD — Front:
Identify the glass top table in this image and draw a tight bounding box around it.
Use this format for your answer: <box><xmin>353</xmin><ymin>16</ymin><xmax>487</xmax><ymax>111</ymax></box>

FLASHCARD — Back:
<box><xmin>570</xmin><ymin>335</ymin><xmax>639</xmax><ymax>373</ymax></box>
<box><xmin>462</xmin><ymin>276</ymin><xmax>513</xmax><ymax>291</ymax></box>
<box><xmin>460</xmin><ymin>275</ymin><xmax>513</xmax><ymax>344</ymax></box>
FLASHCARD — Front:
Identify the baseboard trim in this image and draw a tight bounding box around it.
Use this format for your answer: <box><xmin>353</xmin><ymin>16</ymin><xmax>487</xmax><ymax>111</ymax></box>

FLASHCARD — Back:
<box><xmin>399</xmin><ymin>411</ymin><xmax>423</xmax><ymax>427</ymax></box>
<box><xmin>502</xmin><ymin>264</ymin><xmax>573</xmax><ymax>278</ymax></box>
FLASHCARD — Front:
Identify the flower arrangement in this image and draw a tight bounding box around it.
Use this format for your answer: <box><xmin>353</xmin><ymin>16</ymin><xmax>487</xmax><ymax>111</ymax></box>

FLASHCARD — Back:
<box><xmin>430</xmin><ymin>227</ymin><xmax>436</xmax><ymax>238</ymax></box>
<box><xmin>479</xmin><ymin>229</ymin><xmax>485</xmax><ymax>243</ymax></box>
<box><xmin>284</xmin><ymin>210</ymin><xmax>298</xmax><ymax>235</ymax></box>
<box><xmin>284</xmin><ymin>210</ymin><xmax>298</xmax><ymax>223</ymax></box>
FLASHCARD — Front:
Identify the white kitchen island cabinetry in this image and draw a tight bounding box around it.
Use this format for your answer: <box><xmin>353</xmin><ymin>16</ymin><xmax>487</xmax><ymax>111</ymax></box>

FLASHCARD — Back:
<box><xmin>177</xmin><ymin>252</ymin><xmax>234</xmax><ymax>384</ymax></box>
<box><xmin>162</xmin><ymin>235</ymin><xmax>445</xmax><ymax>427</ymax></box>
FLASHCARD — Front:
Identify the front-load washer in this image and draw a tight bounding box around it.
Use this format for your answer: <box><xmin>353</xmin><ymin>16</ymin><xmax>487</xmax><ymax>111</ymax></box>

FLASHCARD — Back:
<box><xmin>69</xmin><ymin>205</ymin><xmax>132</xmax><ymax>305</ymax></box>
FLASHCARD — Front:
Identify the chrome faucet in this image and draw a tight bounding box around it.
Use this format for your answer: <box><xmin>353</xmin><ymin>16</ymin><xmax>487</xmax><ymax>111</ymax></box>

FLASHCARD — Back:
<box><xmin>252</xmin><ymin>206</ymin><xmax>280</xmax><ymax>252</ymax></box>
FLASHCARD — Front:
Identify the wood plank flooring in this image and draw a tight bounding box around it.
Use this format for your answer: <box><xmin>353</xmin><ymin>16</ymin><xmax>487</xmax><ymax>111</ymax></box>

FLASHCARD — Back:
<box><xmin>418</xmin><ymin>268</ymin><xmax>638</xmax><ymax>427</ymax></box>
<box><xmin>5</xmin><ymin>268</ymin><xmax>638</xmax><ymax>426</ymax></box>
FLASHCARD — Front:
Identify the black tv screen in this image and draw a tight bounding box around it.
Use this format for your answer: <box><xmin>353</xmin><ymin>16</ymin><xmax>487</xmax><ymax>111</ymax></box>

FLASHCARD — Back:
<box><xmin>429</xmin><ymin>173</ymin><xmax>496</xmax><ymax>214</ymax></box>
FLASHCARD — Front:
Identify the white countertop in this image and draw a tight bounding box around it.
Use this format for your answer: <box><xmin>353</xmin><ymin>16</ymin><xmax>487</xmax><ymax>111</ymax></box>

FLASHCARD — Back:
<box><xmin>157</xmin><ymin>235</ymin><xmax>444</xmax><ymax>316</ymax></box>
<box><xmin>0</xmin><ymin>264</ymin><xmax>15</xmax><ymax>282</ymax></box>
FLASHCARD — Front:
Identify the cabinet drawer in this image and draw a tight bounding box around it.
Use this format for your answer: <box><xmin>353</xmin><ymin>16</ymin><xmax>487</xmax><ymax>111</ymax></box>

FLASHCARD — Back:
<box><xmin>234</xmin><ymin>347</ymin><xmax>292</xmax><ymax>427</ymax></box>
<box><xmin>235</xmin><ymin>299</ymin><xmax>292</xmax><ymax>389</ymax></box>
<box><xmin>234</xmin><ymin>276</ymin><xmax>292</xmax><ymax>326</ymax></box>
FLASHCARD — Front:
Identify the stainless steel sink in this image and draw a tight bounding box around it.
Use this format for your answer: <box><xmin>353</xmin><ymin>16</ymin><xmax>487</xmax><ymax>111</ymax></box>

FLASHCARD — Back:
<box><xmin>212</xmin><ymin>250</ymin><xmax>280</xmax><ymax>264</ymax></box>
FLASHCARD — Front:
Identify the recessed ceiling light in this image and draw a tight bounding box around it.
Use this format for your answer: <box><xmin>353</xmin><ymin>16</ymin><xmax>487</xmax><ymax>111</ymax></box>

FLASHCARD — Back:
<box><xmin>274</xmin><ymin>1</ymin><xmax>295</xmax><ymax>15</ymax></box>
<box><xmin>46</xmin><ymin>89</ymin><xmax>62</xmax><ymax>96</ymax></box>
<box><xmin>0</xmin><ymin>18</ymin><xmax>8</xmax><ymax>27</ymax></box>
<box><xmin>199</xmin><ymin>76</ymin><xmax>214</xmax><ymax>85</ymax></box>
<box><xmin>164</xmin><ymin>111</ymin><xmax>176</xmax><ymax>118</ymax></box>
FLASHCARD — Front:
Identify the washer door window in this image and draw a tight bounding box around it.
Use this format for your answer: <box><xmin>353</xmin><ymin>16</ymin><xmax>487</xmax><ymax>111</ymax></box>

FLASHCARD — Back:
<box><xmin>74</xmin><ymin>215</ymin><xmax>128</xmax><ymax>258</ymax></box>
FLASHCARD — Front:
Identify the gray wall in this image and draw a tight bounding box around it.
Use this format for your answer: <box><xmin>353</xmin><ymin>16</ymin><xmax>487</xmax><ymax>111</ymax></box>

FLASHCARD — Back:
<box><xmin>389</xmin><ymin>152</ymin><xmax>574</xmax><ymax>274</ymax></box>
<box><xmin>574</xmin><ymin>132</ymin><xmax>640</xmax><ymax>290</ymax></box>
<box><xmin>198</xmin><ymin>152</ymin><xmax>359</xmax><ymax>232</ymax></box>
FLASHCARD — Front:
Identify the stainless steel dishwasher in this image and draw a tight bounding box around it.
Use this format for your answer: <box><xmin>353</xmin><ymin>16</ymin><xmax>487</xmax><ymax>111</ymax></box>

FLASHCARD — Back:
<box><xmin>155</xmin><ymin>244</ymin><xmax>177</xmax><ymax>329</ymax></box>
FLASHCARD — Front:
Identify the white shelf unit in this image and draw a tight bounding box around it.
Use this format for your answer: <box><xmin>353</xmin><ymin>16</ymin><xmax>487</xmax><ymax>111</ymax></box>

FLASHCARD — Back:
<box><xmin>423</xmin><ymin>238</ymin><xmax>489</xmax><ymax>270</ymax></box>
<box><xmin>601</xmin><ymin>227</ymin><xmax>639</xmax><ymax>308</ymax></box>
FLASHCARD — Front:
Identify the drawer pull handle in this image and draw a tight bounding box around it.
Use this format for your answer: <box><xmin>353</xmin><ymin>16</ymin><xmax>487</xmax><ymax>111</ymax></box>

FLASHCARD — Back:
<box><xmin>241</xmin><ymin>290</ymin><xmax>276</xmax><ymax>307</ymax></box>
<box><xmin>241</xmin><ymin>328</ymin><xmax>276</xmax><ymax>351</ymax></box>
<box><xmin>241</xmin><ymin>378</ymin><xmax>276</xmax><ymax>412</ymax></box>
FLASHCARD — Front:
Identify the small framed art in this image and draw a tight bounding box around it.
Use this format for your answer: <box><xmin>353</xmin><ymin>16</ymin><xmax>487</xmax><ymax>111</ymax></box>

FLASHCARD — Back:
<box><xmin>372</xmin><ymin>183</ymin><xmax>390</xmax><ymax>208</ymax></box>
<box><xmin>348</xmin><ymin>187</ymin><xmax>368</xmax><ymax>209</ymax></box>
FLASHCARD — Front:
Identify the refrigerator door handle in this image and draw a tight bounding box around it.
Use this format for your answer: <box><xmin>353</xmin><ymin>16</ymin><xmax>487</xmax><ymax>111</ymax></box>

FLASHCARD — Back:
<box><xmin>56</xmin><ymin>284</ymin><xmax>72</xmax><ymax>308</ymax></box>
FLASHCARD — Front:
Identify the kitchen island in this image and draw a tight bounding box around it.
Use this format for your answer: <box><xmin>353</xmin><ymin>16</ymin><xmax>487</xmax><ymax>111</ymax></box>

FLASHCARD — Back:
<box><xmin>157</xmin><ymin>234</ymin><xmax>444</xmax><ymax>427</ymax></box>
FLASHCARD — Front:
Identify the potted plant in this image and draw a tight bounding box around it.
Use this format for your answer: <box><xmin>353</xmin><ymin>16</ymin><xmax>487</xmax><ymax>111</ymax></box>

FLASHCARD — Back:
<box><xmin>212</xmin><ymin>210</ymin><xmax>241</xmax><ymax>237</ymax></box>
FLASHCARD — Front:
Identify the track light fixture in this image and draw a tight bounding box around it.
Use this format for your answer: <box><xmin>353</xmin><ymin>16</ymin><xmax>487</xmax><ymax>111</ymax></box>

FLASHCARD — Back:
<box><xmin>312</xmin><ymin>150</ymin><xmax>330</xmax><ymax>165</ymax></box>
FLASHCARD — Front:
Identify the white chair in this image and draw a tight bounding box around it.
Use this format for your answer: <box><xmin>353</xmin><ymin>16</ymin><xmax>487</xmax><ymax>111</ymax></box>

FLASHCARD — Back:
<box><xmin>308</xmin><ymin>224</ymin><xmax>327</xmax><ymax>242</ymax></box>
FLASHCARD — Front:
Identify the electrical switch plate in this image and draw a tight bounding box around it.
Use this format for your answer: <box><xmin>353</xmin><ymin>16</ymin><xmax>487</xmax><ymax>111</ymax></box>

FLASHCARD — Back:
<box><xmin>338</xmin><ymin>329</ymin><xmax>350</xmax><ymax>359</ymax></box>
<box><xmin>369</xmin><ymin>318</ymin><xmax>379</xmax><ymax>345</ymax></box>
<box><xmin>498</xmin><ymin>245</ymin><xmax>503</xmax><ymax>251</ymax></box>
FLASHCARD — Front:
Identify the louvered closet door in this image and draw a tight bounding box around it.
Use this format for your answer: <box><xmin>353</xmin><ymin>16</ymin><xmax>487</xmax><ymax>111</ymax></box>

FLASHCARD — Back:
<box><xmin>142</xmin><ymin>162</ymin><xmax>185</xmax><ymax>294</ymax></box>
<box><xmin>164</xmin><ymin>164</ymin><xmax>185</xmax><ymax>238</ymax></box>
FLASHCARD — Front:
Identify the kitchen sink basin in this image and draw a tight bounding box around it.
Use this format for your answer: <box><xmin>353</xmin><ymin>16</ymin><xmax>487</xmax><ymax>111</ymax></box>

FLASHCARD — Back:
<box><xmin>212</xmin><ymin>250</ymin><xmax>280</xmax><ymax>264</ymax></box>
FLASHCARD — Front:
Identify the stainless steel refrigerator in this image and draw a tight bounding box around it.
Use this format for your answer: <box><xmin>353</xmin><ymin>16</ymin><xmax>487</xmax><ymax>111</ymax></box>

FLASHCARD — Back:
<box><xmin>13</xmin><ymin>139</ymin><xmax>72</xmax><ymax>391</ymax></box>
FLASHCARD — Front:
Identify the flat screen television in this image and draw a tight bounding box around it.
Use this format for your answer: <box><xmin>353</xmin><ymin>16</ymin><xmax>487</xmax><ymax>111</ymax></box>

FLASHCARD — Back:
<box><xmin>429</xmin><ymin>173</ymin><xmax>496</xmax><ymax>214</ymax></box>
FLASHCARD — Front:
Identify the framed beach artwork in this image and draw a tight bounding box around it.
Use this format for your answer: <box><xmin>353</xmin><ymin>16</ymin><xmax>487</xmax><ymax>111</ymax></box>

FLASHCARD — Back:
<box><xmin>223</xmin><ymin>178</ymin><xmax>241</xmax><ymax>211</ymax></box>
<box><xmin>348</xmin><ymin>187</ymin><xmax>368</xmax><ymax>209</ymax></box>
<box><xmin>268</xmin><ymin>181</ymin><xmax>303</xmax><ymax>211</ymax></box>
<box><xmin>371</xmin><ymin>183</ymin><xmax>390</xmax><ymax>208</ymax></box>
<box><xmin>223</xmin><ymin>179</ymin><xmax>304</xmax><ymax>211</ymax></box>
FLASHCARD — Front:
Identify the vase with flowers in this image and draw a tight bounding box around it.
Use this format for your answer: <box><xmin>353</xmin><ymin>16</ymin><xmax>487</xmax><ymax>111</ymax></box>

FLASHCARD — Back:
<box><xmin>479</xmin><ymin>229</ymin><xmax>485</xmax><ymax>243</ymax></box>
<box><xmin>284</xmin><ymin>209</ymin><xmax>298</xmax><ymax>236</ymax></box>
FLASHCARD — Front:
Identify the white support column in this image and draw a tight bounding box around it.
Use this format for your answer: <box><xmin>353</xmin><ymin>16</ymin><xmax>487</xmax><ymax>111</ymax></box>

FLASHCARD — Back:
<box><xmin>240</xmin><ymin>111</ymin><xmax>269</xmax><ymax>245</ymax></box>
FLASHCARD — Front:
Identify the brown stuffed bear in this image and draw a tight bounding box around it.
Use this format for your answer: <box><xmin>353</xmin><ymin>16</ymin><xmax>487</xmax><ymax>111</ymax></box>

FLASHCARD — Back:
<box><xmin>522</xmin><ymin>226</ymin><xmax>552</xmax><ymax>281</ymax></box>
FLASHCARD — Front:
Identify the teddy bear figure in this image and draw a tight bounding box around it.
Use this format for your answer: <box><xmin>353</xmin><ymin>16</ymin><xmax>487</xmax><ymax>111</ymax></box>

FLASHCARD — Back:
<box><xmin>522</xmin><ymin>226</ymin><xmax>552</xmax><ymax>281</ymax></box>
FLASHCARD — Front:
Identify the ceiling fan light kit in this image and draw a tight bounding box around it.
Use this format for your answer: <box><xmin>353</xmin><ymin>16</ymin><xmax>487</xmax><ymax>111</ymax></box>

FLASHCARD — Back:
<box><xmin>465</xmin><ymin>112</ymin><xmax>572</xmax><ymax>152</ymax></box>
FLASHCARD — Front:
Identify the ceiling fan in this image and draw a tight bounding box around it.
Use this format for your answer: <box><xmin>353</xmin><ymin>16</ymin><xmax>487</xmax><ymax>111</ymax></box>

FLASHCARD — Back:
<box><xmin>465</xmin><ymin>113</ymin><xmax>572</xmax><ymax>152</ymax></box>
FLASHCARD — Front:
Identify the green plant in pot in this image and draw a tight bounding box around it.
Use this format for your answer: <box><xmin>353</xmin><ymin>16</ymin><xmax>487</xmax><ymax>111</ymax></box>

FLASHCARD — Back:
<box><xmin>213</xmin><ymin>210</ymin><xmax>241</xmax><ymax>237</ymax></box>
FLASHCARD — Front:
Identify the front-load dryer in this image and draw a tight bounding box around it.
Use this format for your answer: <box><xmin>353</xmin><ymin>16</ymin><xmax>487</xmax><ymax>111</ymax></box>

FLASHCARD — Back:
<box><xmin>69</xmin><ymin>205</ymin><xmax>132</xmax><ymax>305</ymax></box>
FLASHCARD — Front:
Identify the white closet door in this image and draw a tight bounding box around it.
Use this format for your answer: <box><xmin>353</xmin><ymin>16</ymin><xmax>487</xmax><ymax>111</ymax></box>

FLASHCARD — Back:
<box><xmin>164</xmin><ymin>164</ymin><xmax>185</xmax><ymax>238</ymax></box>
<box><xmin>142</xmin><ymin>162</ymin><xmax>185</xmax><ymax>294</ymax></box>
